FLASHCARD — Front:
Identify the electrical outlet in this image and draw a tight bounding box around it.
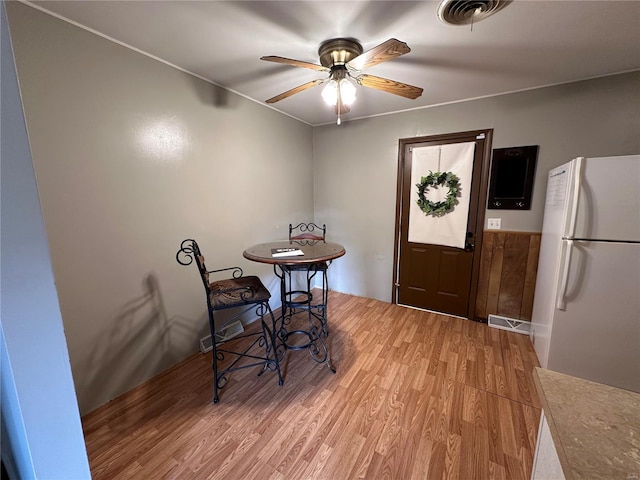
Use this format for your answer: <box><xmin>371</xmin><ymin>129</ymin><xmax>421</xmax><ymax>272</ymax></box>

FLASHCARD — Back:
<box><xmin>487</xmin><ymin>218</ymin><xmax>501</xmax><ymax>229</ymax></box>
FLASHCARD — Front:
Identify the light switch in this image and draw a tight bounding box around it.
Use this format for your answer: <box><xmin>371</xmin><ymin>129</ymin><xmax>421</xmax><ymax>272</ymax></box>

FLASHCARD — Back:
<box><xmin>487</xmin><ymin>218</ymin><xmax>501</xmax><ymax>229</ymax></box>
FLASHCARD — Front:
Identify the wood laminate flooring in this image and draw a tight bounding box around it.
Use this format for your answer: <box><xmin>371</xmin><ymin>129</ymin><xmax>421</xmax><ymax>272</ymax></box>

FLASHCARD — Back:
<box><xmin>82</xmin><ymin>291</ymin><xmax>541</xmax><ymax>479</ymax></box>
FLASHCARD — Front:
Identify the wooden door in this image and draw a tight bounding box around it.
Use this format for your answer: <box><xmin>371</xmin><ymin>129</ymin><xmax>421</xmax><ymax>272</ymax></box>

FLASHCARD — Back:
<box><xmin>393</xmin><ymin>130</ymin><xmax>492</xmax><ymax>319</ymax></box>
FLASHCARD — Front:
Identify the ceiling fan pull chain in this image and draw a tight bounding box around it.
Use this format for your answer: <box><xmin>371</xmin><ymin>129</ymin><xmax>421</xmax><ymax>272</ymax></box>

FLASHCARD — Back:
<box><xmin>337</xmin><ymin>83</ymin><xmax>342</xmax><ymax>125</ymax></box>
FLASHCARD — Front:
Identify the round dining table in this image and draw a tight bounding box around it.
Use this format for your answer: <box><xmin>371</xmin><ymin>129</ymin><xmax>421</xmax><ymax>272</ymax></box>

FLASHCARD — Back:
<box><xmin>243</xmin><ymin>240</ymin><xmax>345</xmax><ymax>373</ymax></box>
<box><xmin>242</xmin><ymin>240</ymin><xmax>346</xmax><ymax>265</ymax></box>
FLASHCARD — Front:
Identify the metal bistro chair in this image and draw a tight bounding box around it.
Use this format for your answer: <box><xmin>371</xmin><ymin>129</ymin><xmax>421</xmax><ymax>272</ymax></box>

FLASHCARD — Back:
<box><xmin>176</xmin><ymin>239</ymin><xmax>283</xmax><ymax>403</ymax></box>
<box><xmin>278</xmin><ymin>223</ymin><xmax>333</xmax><ymax>371</ymax></box>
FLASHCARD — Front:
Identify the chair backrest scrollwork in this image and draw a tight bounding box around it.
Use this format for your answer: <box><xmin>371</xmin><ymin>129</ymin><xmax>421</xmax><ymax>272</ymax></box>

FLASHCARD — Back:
<box><xmin>289</xmin><ymin>222</ymin><xmax>326</xmax><ymax>243</ymax></box>
<box><xmin>176</xmin><ymin>239</ymin><xmax>244</xmax><ymax>299</ymax></box>
<box><xmin>177</xmin><ymin>238</ymin><xmax>209</xmax><ymax>294</ymax></box>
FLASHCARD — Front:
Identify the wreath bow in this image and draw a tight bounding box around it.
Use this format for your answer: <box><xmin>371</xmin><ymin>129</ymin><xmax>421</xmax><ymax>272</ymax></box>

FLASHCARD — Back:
<box><xmin>416</xmin><ymin>171</ymin><xmax>461</xmax><ymax>216</ymax></box>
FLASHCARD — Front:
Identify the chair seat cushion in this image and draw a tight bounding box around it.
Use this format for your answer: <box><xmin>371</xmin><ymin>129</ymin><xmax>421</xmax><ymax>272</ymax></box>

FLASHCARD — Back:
<box><xmin>209</xmin><ymin>276</ymin><xmax>271</xmax><ymax>309</ymax></box>
<box><xmin>292</xmin><ymin>232</ymin><xmax>323</xmax><ymax>240</ymax></box>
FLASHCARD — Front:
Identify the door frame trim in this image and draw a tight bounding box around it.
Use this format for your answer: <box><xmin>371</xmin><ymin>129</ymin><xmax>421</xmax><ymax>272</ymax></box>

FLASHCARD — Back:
<box><xmin>392</xmin><ymin>129</ymin><xmax>493</xmax><ymax>320</ymax></box>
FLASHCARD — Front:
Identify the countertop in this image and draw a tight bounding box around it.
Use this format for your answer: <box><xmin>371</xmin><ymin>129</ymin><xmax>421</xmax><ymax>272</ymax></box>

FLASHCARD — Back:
<box><xmin>533</xmin><ymin>367</ymin><xmax>640</xmax><ymax>480</ymax></box>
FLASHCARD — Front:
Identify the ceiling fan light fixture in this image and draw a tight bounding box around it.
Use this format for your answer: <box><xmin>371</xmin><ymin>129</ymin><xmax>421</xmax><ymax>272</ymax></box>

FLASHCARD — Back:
<box><xmin>321</xmin><ymin>80</ymin><xmax>338</xmax><ymax>105</ymax></box>
<box><xmin>339</xmin><ymin>78</ymin><xmax>357</xmax><ymax>105</ymax></box>
<box><xmin>321</xmin><ymin>78</ymin><xmax>356</xmax><ymax>107</ymax></box>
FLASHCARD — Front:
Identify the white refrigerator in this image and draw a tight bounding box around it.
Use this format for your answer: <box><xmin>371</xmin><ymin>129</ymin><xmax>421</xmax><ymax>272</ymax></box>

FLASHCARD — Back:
<box><xmin>531</xmin><ymin>154</ymin><xmax>640</xmax><ymax>393</ymax></box>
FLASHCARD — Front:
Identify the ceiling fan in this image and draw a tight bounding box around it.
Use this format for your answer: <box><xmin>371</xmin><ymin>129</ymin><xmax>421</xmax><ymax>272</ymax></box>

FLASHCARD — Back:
<box><xmin>261</xmin><ymin>38</ymin><xmax>423</xmax><ymax>124</ymax></box>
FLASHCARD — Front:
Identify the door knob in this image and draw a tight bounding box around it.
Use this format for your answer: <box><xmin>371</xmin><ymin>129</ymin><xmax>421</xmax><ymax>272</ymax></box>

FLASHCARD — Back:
<box><xmin>465</xmin><ymin>231</ymin><xmax>474</xmax><ymax>251</ymax></box>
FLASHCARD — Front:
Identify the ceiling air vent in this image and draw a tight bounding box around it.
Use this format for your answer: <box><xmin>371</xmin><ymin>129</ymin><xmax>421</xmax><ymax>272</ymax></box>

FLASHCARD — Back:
<box><xmin>437</xmin><ymin>0</ymin><xmax>512</xmax><ymax>26</ymax></box>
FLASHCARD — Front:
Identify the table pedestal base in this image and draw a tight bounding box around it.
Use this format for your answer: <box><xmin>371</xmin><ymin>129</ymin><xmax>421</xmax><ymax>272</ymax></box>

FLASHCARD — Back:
<box><xmin>280</xmin><ymin>321</ymin><xmax>335</xmax><ymax>373</ymax></box>
<box><xmin>276</xmin><ymin>264</ymin><xmax>336</xmax><ymax>374</ymax></box>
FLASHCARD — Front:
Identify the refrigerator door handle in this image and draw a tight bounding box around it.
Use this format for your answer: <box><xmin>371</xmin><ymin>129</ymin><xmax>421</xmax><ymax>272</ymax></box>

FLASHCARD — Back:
<box><xmin>566</xmin><ymin>157</ymin><xmax>583</xmax><ymax>239</ymax></box>
<box><xmin>556</xmin><ymin>239</ymin><xmax>574</xmax><ymax>310</ymax></box>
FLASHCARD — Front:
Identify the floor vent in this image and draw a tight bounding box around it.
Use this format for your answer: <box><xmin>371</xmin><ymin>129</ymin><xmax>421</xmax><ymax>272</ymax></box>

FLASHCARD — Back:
<box><xmin>488</xmin><ymin>314</ymin><xmax>531</xmax><ymax>335</ymax></box>
<box><xmin>199</xmin><ymin>320</ymin><xmax>244</xmax><ymax>353</ymax></box>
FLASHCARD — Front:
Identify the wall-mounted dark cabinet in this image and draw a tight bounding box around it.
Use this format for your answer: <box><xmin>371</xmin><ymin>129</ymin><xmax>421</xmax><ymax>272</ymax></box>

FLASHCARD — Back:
<box><xmin>488</xmin><ymin>145</ymin><xmax>538</xmax><ymax>210</ymax></box>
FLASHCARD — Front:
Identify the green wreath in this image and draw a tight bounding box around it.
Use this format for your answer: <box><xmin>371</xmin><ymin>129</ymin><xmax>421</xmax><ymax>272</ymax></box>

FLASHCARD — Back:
<box><xmin>416</xmin><ymin>171</ymin><xmax>461</xmax><ymax>216</ymax></box>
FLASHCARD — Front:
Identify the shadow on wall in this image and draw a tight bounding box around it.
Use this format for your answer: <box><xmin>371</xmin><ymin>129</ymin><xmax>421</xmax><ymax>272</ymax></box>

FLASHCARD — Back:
<box><xmin>186</xmin><ymin>75</ymin><xmax>237</xmax><ymax>108</ymax></box>
<box><xmin>76</xmin><ymin>272</ymin><xmax>195</xmax><ymax>414</ymax></box>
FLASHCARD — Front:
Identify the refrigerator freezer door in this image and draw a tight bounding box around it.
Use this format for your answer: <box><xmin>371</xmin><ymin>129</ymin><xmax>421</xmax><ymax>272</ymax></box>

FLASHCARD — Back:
<box><xmin>573</xmin><ymin>155</ymin><xmax>640</xmax><ymax>242</ymax></box>
<box><xmin>547</xmin><ymin>240</ymin><xmax>640</xmax><ymax>393</ymax></box>
<box><xmin>531</xmin><ymin>162</ymin><xmax>573</xmax><ymax>368</ymax></box>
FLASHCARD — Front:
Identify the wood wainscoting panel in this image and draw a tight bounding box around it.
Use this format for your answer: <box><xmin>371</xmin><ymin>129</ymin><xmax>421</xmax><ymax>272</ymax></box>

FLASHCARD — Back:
<box><xmin>475</xmin><ymin>231</ymin><xmax>541</xmax><ymax>322</ymax></box>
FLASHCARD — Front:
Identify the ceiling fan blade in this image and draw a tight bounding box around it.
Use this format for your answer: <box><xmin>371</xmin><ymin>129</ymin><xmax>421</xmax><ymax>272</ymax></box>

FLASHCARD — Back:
<box><xmin>356</xmin><ymin>74</ymin><xmax>423</xmax><ymax>100</ymax></box>
<box><xmin>260</xmin><ymin>56</ymin><xmax>329</xmax><ymax>72</ymax></box>
<box><xmin>265</xmin><ymin>79</ymin><xmax>324</xmax><ymax>104</ymax></box>
<box><xmin>347</xmin><ymin>38</ymin><xmax>411</xmax><ymax>71</ymax></box>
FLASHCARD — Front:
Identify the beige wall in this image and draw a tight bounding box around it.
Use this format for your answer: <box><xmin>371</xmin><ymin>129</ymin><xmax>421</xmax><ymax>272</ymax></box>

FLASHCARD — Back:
<box><xmin>7</xmin><ymin>2</ymin><xmax>314</xmax><ymax>414</ymax></box>
<box><xmin>312</xmin><ymin>71</ymin><xmax>640</xmax><ymax>302</ymax></box>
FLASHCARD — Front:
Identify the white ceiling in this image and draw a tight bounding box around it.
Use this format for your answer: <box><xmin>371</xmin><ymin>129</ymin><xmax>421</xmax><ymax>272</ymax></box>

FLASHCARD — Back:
<box><xmin>27</xmin><ymin>0</ymin><xmax>640</xmax><ymax>126</ymax></box>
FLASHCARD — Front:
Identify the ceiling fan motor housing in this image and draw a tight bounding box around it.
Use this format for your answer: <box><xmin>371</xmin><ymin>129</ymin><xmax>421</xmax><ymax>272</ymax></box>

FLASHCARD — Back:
<box><xmin>318</xmin><ymin>38</ymin><xmax>363</xmax><ymax>68</ymax></box>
